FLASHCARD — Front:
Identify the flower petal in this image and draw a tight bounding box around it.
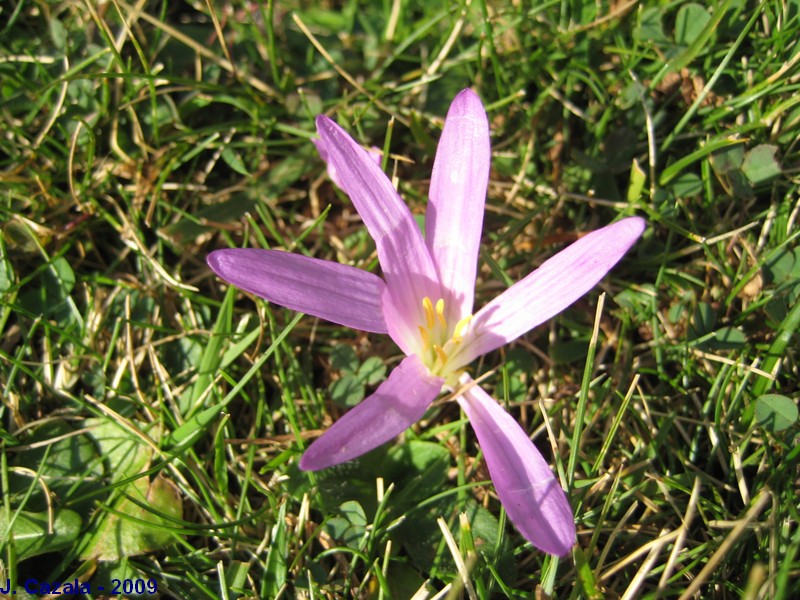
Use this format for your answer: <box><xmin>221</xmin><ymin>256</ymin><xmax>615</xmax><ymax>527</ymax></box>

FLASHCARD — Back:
<box><xmin>316</xmin><ymin>116</ymin><xmax>442</xmax><ymax>352</ymax></box>
<box><xmin>313</xmin><ymin>137</ymin><xmax>382</xmax><ymax>190</ymax></box>
<box><xmin>462</xmin><ymin>217</ymin><xmax>646</xmax><ymax>363</ymax></box>
<box><xmin>207</xmin><ymin>248</ymin><xmax>388</xmax><ymax>333</ymax></box>
<box><xmin>456</xmin><ymin>376</ymin><xmax>575</xmax><ymax>556</ymax></box>
<box><xmin>427</xmin><ymin>88</ymin><xmax>490</xmax><ymax>320</ymax></box>
<box><xmin>300</xmin><ymin>354</ymin><xmax>444</xmax><ymax>470</ymax></box>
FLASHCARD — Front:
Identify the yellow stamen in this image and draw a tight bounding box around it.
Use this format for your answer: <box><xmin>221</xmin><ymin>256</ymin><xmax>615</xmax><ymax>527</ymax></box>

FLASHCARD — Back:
<box><xmin>435</xmin><ymin>298</ymin><xmax>446</xmax><ymax>328</ymax></box>
<box><xmin>452</xmin><ymin>315</ymin><xmax>473</xmax><ymax>343</ymax></box>
<box><xmin>433</xmin><ymin>344</ymin><xmax>448</xmax><ymax>364</ymax></box>
<box><xmin>422</xmin><ymin>296</ymin><xmax>435</xmax><ymax>330</ymax></box>
<box><xmin>418</xmin><ymin>325</ymin><xmax>430</xmax><ymax>350</ymax></box>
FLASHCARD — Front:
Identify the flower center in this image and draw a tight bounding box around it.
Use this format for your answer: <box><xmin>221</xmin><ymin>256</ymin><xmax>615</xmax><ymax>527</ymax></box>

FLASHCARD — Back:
<box><xmin>417</xmin><ymin>296</ymin><xmax>473</xmax><ymax>382</ymax></box>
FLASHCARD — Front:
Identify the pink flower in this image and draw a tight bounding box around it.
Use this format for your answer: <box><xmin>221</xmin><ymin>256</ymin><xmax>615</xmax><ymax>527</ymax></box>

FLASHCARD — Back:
<box><xmin>312</xmin><ymin>137</ymin><xmax>382</xmax><ymax>189</ymax></box>
<box><xmin>207</xmin><ymin>89</ymin><xmax>645</xmax><ymax>556</ymax></box>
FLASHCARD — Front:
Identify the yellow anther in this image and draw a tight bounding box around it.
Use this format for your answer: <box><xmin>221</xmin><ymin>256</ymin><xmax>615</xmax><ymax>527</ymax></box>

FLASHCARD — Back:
<box><xmin>422</xmin><ymin>296</ymin><xmax>435</xmax><ymax>330</ymax></box>
<box><xmin>435</xmin><ymin>298</ymin><xmax>446</xmax><ymax>328</ymax></box>
<box><xmin>452</xmin><ymin>314</ymin><xmax>473</xmax><ymax>343</ymax></box>
<box><xmin>418</xmin><ymin>325</ymin><xmax>430</xmax><ymax>350</ymax></box>
<box><xmin>433</xmin><ymin>344</ymin><xmax>448</xmax><ymax>364</ymax></box>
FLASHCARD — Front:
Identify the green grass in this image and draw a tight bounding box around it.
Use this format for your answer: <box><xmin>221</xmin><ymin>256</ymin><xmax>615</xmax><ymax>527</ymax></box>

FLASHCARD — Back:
<box><xmin>1</xmin><ymin>0</ymin><xmax>799</xmax><ymax>598</ymax></box>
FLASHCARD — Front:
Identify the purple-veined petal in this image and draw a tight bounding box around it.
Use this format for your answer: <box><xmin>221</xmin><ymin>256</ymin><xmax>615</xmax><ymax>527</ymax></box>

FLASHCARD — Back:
<box><xmin>456</xmin><ymin>375</ymin><xmax>575</xmax><ymax>556</ymax></box>
<box><xmin>462</xmin><ymin>217</ymin><xmax>646</xmax><ymax>363</ymax></box>
<box><xmin>300</xmin><ymin>354</ymin><xmax>444</xmax><ymax>470</ymax></box>
<box><xmin>207</xmin><ymin>248</ymin><xmax>388</xmax><ymax>333</ymax></box>
<box><xmin>316</xmin><ymin>116</ymin><xmax>442</xmax><ymax>352</ymax></box>
<box><xmin>426</xmin><ymin>88</ymin><xmax>490</xmax><ymax>320</ymax></box>
<box><xmin>313</xmin><ymin>137</ymin><xmax>382</xmax><ymax>190</ymax></box>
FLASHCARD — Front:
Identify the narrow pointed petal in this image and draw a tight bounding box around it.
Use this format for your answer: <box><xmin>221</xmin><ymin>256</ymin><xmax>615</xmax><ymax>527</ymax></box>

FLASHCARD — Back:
<box><xmin>456</xmin><ymin>377</ymin><xmax>575</xmax><ymax>555</ymax></box>
<box><xmin>426</xmin><ymin>88</ymin><xmax>490</xmax><ymax>319</ymax></box>
<box><xmin>462</xmin><ymin>217</ymin><xmax>645</xmax><ymax>363</ymax></box>
<box><xmin>207</xmin><ymin>249</ymin><xmax>388</xmax><ymax>333</ymax></box>
<box><xmin>316</xmin><ymin>116</ymin><xmax>442</xmax><ymax>350</ymax></box>
<box><xmin>300</xmin><ymin>355</ymin><xmax>443</xmax><ymax>470</ymax></box>
<box><xmin>313</xmin><ymin>137</ymin><xmax>382</xmax><ymax>190</ymax></box>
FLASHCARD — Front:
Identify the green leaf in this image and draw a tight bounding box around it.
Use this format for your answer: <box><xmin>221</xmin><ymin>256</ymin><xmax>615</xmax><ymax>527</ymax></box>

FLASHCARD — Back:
<box><xmin>741</xmin><ymin>144</ymin><xmax>782</xmax><ymax>185</ymax></box>
<box><xmin>19</xmin><ymin>255</ymin><xmax>78</xmax><ymax>322</ymax></box>
<box><xmin>725</xmin><ymin>169</ymin><xmax>755</xmax><ymax>199</ymax></box>
<box><xmin>689</xmin><ymin>302</ymin><xmax>716</xmax><ymax>338</ymax></box>
<box><xmin>635</xmin><ymin>7</ymin><xmax>668</xmax><ymax>45</ymax></box>
<box><xmin>665</xmin><ymin>0</ymin><xmax>734</xmax><ymax>74</ymax></box>
<box><xmin>755</xmin><ymin>394</ymin><xmax>798</xmax><ymax>432</ymax></box>
<box><xmin>357</xmin><ymin>356</ymin><xmax>386</xmax><ymax>385</ymax></box>
<box><xmin>627</xmin><ymin>158</ymin><xmax>647</xmax><ymax>202</ymax></box>
<box><xmin>708</xmin><ymin>143</ymin><xmax>753</xmax><ymax>198</ymax></box>
<box><xmin>660</xmin><ymin>137</ymin><xmax>746</xmax><ymax>186</ymax></box>
<box><xmin>221</xmin><ymin>561</ymin><xmax>251</xmax><ymax>598</ymax></box>
<box><xmin>675</xmin><ymin>4</ymin><xmax>711</xmax><ymax>46</ymax></box>
<box><xmin>49</xmin><ymin>17</ymin><xmax>68</xmax><ymax>50</ymax></box>
<box><xmin>753</xmin><ymin>294</ymin><xmax>800</xmax><ymax>397</ymax></box>
<box><xmin>0</xmin><ymin>235</ymin><xmax>14</xmax><ymax>293</ymax></box>
<box><xmin>671</xmin><ymin>172</ymin><xmax>704</xmax><ymax>198</ymax></box>
<box><xmin>709</xmin><ymin>144</ymin><xmax>745</xmax><ymax>175</ymax></box>
<box><xmin>329</xmin><ymin>344</ymin><xmax>359</xmax><ymax>372</ymax></box>
<box><xmin>385</xmin><ymin>440</ymin><xmax>450</xmax><ymax>482</ymax></box>
<box><xmin>764</xmin><ymin>247</ymin><xmax>800</xmax><ymax>284</ymax></box>
<box><xmin>188</xmin><ymin>284</ymin><xmax>235</xmax><ymax>415</ymax></box>
<box><xmin>51</xmin><ymin>256</ymin><xmax>76</xmax><ymax>293</ymax></box>
<box><xmin>667</xmin><ymin>300</ymin><xmax>686</xmax><ymax>324</ymax></box>
<box><xmin>325</xmin><ymin>500</ymin><xmax>367</xmax><ymax>548</ymax></box>
<box><xmin>385</xmin><ymin>562</ymin><xmax>429</xmax><ymax>600</ymax></box>
<box><xmin>10</xmin><ymin>421</ymin><xmax>103</xmax><ymax>513</ymax></box>
<box><xmin>765</xmin><ymin>292</ymin><xmax>792</xmax><ymax>325</ymax></box>
<box><xmin>82</xmin><ymin>476</ymin><xmax>183</xmax><ymax>560</ymax></box>
<box><xmin>330</xmin><ymin>373</ymin><xmax>365</xmax><ymax>408</ymax></box>
<box><xmin>221</xmin><ymin>146</ymin><xmax>250</xmax><ymax>176</ymax></box>
<box><xmin>0</xmin><ymin>509</ymin><xmax>82</xmax><ymax>560</ymax></box>
<box><xmin>83</xmin><ymin>417</ymin><xmax>160</xmax><ymax>483</ymax></box>
<box><xmin>707</xmin><ymin>326</ymin><xmax>747</xmax><ymax>350</ymax></box>
<box><xmin>715</xmin><ymin>326</ymin><xmax>747</xmax><ymax>344</ymax></box>
<box><xmin>575</xmin><ymin>545</ymin><xmax>604</xmax><ymax>599</ymax></box>
<box><xmin>383</xmin><ymin>440</ymin><xmax>451</xmax><ymax>509</ymax></box>
<box><xmin>264</xmin><ymin>502</ymin><xmax>288</xmax><ymax>596</ymax></box>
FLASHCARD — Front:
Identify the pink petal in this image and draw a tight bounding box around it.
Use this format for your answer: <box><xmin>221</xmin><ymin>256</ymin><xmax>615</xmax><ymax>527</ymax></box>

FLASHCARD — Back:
<box><xmin>300</xmin><ymin>354</ymin><xmax>444</xmax><ymax>470</ymax></box>
<box><xmin>462</xmin><ymin>217</ymin><xmax>646</xmax><ymax>363</ymax></box>
<box><xmin>313</xmin><ymin>137</ymin><xmax>382</xmax><ymax>190</ymax></box>
<box><xmin>456</xmin><ymin>376</ymin><xmax>575</xmax><ymax>556</ymax></box>
<box><xmin>207</xmin><ymin>249</ymin><xmax>388</xmax><ymax>333</ymax></box>
<box><xmin>316</xmin><ymin>116</ymin><xmax>442</xmax><ymax>352</ymax></box>
<box><xmin>427</xmin><ymin>89</ymin><xmax>490</xmax><ymax>320</ymax></box>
